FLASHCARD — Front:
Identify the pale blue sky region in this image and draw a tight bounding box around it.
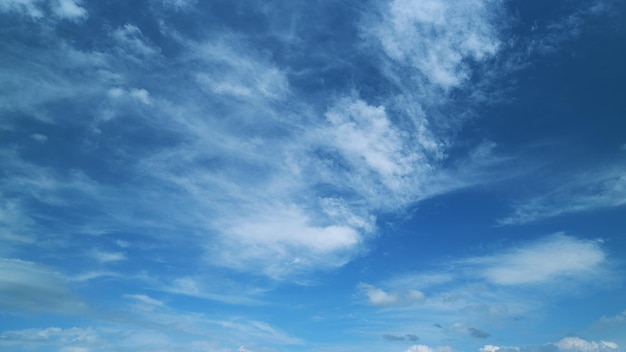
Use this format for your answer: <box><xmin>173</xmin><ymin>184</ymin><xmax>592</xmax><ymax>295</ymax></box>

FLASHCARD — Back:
<box><xmin>1</xmin><ymin>1</ymin><xmax>626</xmax><ymax>352</ymax></box>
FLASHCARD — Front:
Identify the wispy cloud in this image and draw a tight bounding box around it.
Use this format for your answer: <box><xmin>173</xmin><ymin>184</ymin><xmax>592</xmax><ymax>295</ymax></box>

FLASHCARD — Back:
<box><xmin>462</xmin><ymin>233</ymin><xmax>606</xmax><ymax>285</ymax></box>
<box><xmin>92</xmin><ymin>250</ymin><xmax>127</xmax><ymax>263</ymax></box>
<box><xmin>0</xmin><ymin>258</ymin><xmax>86</xmax><ymax>314</ymax></box>
<box><xmin>405</xmin><ymin>345</ymin><xmax>454</xmax><ymax>352</ymax></box>
<box><xmin>365</xmin><ymin>0</ymin><xmax>500</xmax><ymax>90</ymax></box>
<box><xmin>0</xmin><ymin>0</ymin><xmax>514</xmax><ymax>282</ymax></box>
<box><xmin>1</xmin><ymin>0</ymin><xmax>623</xmax><ymax>351</ymax></box>
<box><xmin>481</xmin><ymin>337</ymin><xmax>619</xmax><ymax>352</ymax></box>
<box><xmin>499</xmin><ymin>165</ymin><xmax>626</xmax><ymax>225</ymax></box>
<box><xmin>383</xmin><ymin>333</ymin><xmax>419</xmax><ymax>342</ymax></box>
<box><xmin>0</xmin><ymin>0</ymin><xmax>87</xmax><ymax>21</ymax></box>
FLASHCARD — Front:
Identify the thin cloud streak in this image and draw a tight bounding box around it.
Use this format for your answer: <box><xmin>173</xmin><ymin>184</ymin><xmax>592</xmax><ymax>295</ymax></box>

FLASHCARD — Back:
<box><xmin>499</xmin><ymin>165</ymin><xmax>626</xmax><ymax>225</ymax></box>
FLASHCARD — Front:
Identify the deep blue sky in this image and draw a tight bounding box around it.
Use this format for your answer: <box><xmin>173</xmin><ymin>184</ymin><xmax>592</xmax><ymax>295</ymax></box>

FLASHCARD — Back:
<box><xmin>1</xmin><ymin>1</ymin><xmax>625</xmax><ymax>351</ymax></box>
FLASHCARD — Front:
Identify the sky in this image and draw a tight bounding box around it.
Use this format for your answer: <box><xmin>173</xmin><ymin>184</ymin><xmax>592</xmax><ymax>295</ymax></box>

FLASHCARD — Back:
<box><xmin>1</xmin><ymin>0</ymin><xmax>625</xmax><ymax>351</ymax></box>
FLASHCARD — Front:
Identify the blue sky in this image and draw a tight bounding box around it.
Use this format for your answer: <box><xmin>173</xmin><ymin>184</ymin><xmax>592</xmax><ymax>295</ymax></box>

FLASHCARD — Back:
<box><xmin>1</xmin><ymin>0</ymin><xmax>625</xmax><ymax>351</ymax></box>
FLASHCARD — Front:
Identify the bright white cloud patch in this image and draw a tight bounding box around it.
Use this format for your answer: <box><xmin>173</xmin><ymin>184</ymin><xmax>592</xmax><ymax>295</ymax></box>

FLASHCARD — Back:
<box><xmin>467</xmin><ymin>234</ymin><xmax>605</xmax><ymax>285</ymax></box>
<box><xmin>212</xmin><ymin>204</ymin><xmax>362</xmax><ymax>278</ymax></box>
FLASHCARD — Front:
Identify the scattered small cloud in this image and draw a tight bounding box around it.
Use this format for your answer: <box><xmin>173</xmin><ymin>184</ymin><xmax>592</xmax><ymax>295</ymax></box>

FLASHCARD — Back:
<box><xmin>405</xmin><ymin>344</ymin><xmax>454</xmax><ymax>352</ymax></box>
<box><xmin>30</xmin><ymin>133</ymin><xmax>48</xmax><ymax>142</ymax></box>
<box><xmin>91</xmin><ymin>250</ymin><xmax>126</xmax><ymax>263</ymax></box>
<box><xmin>359</xmin><ymin>283</ymin><xmax>425</xmax><ymax>308</ymax></box>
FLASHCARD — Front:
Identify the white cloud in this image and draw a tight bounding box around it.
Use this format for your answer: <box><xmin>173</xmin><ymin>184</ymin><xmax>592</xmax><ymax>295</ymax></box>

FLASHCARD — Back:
<box><xmin>597</xmin><ymin>310</ymin><xmax>626</xmax><ymax>325</ymax></box>
<box><xmin>479</xmin><ymin>345</ymin><xmax>520</xmax><ymax>352</ymax></box>
<box><xmin>0</xmin><ymin>327</ymin><xmax>98</xmax><ymax>350</ymax></box>
<box><xmin>481</xmin><ymin>337</ymin><xmax>619</xmax><ymax>352</ymax></box>
<box><xmin>465</xmin><ymin>234</ymin><xmax>606</xmax><ymax>285</ymax></box>
<box><xmin>366</xmin><ymin>0</ymin><xmax>500</xmax><ymax>90</ymax></box>
<box><xmin>0</xmin><ymin>200</ymin><xmax>36</xmax><ymax>250</ymax></box>
<box><xmin>107</xmin><ymin>87</ymin><xmax>152</xmax><ymax>105</ymax></box>
<box><xmin>0</xmin><ymin>0</ymin><xmax>513</xmax><ymax>284</ymax></box>
<box><xmin>358</xmin><ymin>283</ymin><xmax>425</xmax><ymax>308</ymax></box>
<box><xmin>52</xmin><ymin>0</ymin><xmax>87</xmax><ymax>21</ymax></box>
<box><xmin>0</xmin><ymin>0</ymin><xmax>45</xmax><ymax>18</ymax></box>
<box><xmin>194</xmin><ymin>41</ymin><xmax>289</xmax><ymax>101</ymax></box>
<box><xmin>406</xmin><ymin>344</ymin><xmax>454</xmax><ymax>352</ymax></box>
<box><xmin>0</xmin><ymin>258</ymin><xmax>85</xmax><ymax>314</ymax></box>
<box><xmin>162</xmin><ymin>277</ymin><xmax>263</xmax><ymax>305</ymax></box>
<box><xmin>159</xmin><ymin>0</ymin><xmax>196</xmax><ymax>11</ymax></box>
<box><xmin>92</xmin><ymin>250</ymin><xmax>126</xmax><ymax>263</ymax></box>
<box><xmin>125</xmin><ymin>294</ymin><xmax>164</xmax><ymax>307</ymax></box>
<box><xmin>0</xmin><ymin>0</ymin><xmax>87</xmax><ymax>21</ymax></box>
<box><xmin>316</xmin><ymin>97</ymin><xmax>457</xmax><ymax>212</ymax></box>
<box><xmin>555</xmin><ymin>337</ymin><xmax>618</xmax><ymax>352</ymax></box>
<box><xmin>30</xmin><ymin>133</ymin><xmax>48</xmax><ymax>142</ymax></box>
<box><xmin>353</xmin><ymin>234</ymin><xmax>613</xmax><ymax>345</ymax></box>
<box><xmin>111</xmin><ymin>24</ymin><xmax>160</xmax><ymax>60</ymax></box>
<box><xmin>211</xmin><ymin>204</ymin><xmax>362</xmax><ymax>278</ymax></box>
<box><xmin>325</xmin><ymin>99</ymin><xmax>425</xmax><ymax>189</ymax></box>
